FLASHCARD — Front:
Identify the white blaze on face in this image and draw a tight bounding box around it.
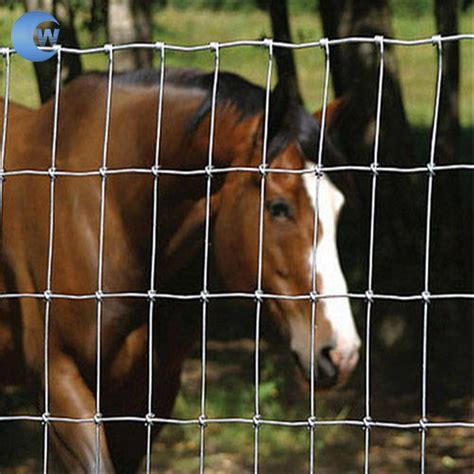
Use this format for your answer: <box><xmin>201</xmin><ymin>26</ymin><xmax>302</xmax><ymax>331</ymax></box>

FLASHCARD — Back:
<box><xmin>289</xmin><ymin>166</ymin><xmax>360</xmax><ymax>369</ymax></box>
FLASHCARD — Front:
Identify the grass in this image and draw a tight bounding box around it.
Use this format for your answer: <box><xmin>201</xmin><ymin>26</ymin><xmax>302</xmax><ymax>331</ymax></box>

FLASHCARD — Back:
<box><xmin>0</xmin><ymin>6</ymin><xmax>473</xmax><ymax>127</ymax></box>
<box><xmin>151</xmin><ymin>344</ymin><xmax>352</xmax><ymax>472</ymax></box>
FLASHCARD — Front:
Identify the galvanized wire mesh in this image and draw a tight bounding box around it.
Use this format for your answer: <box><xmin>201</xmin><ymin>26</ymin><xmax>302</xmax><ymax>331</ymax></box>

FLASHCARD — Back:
<box><xmin>0</xmin><ymin>34</ymin><xmax>473</xmax><ymax>474</ymax></box>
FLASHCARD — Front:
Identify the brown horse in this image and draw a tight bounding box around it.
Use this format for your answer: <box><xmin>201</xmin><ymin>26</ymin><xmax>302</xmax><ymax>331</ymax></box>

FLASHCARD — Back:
<box><xmin>0</xmin><ymin>68</ymin><xmax>360</xmax><ymax>472</ymax></box>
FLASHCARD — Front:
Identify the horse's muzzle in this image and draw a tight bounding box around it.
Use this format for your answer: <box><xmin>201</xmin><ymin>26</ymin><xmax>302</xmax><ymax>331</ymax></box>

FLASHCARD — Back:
<box><xmin>316</xmin><ymin>346</ymin><xmax>359</xmax><ymax>389</ymax></box>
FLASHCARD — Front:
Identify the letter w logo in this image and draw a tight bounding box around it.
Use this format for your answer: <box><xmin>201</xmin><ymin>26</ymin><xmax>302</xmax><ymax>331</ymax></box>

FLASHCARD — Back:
<box><xmin>36</xmin><ymin>28</ymin><xmax>60</xmax><ymax>47</ymax></box>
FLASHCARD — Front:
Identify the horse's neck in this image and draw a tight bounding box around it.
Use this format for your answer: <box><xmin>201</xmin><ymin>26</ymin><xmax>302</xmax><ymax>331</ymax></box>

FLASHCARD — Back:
<box><xmin>151</xmin><ymin>84</ymin><xmax>262</xmax><ymax>173</ymax></box>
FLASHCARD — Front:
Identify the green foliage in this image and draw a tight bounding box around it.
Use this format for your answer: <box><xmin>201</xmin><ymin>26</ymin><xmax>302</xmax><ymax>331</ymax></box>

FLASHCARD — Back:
<box><xmin>163</xmin><ymin>0</ymin><xmax>437</xmax><ymax>15</ymax></box>
<box><xmin>165</xmin><ymin>0</ymin><xmax>259</xmax><ymax>11</ymax></box>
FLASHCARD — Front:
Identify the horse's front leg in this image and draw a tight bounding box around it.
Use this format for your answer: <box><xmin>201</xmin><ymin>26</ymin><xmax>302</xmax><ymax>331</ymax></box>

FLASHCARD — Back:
<box><xmin>47</xmin><ymin>353</ymin><xmax>115</xmax><ymax>473</ymax></box>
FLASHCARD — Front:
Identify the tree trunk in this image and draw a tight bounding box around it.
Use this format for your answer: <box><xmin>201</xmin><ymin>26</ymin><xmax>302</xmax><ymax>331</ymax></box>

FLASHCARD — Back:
<box><xmin>108</xmin><ymin>0</ymin><xmax>136</xmax><ymax>71</ymax></box>
<box><xmin>54</xmin><ymin>0</ymin><xmax>82</xmax><ymax>84</ymax></box>
<box><xmin>319</xmin><ymin>0</ymin><xmax>412</xmax><ymax>167</ymax></box>
<box><xmin>23</xmin><ymin>0</ymin><xmax>82</xmax><ymax>102</ymax></box>
<box><xmin>268</xmin><ymin>0</ymin><xmax>302</xmax><ymax>103</ymax></box>
<box><xmin>23</xmin><ymin>0</ymin><xmax>56</xmax><ymax>103</ymax></box>
<box><xmin>132</xmin><ymin>0</ymin><xmax>153</xmax><ymax>69</ymax></box>
<box><xmin>434</xmin><ymin>0</ymin><xmax>460</xmax><ymax>163</ymax></box>
<box><xmin>89</xmin><ymin>0</ymin><xmax>108</xmax><ymax>44</ymax></box>
<box><xmin>108</xmin><ymin>0</ymin><xmax>153</xmax><ymax>71</ymax></box>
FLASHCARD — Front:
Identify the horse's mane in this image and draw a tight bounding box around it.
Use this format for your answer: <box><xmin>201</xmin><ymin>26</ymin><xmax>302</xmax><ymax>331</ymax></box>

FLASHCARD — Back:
<box><xmin>88</xmin><ymin>67</ymin><xmax>321</xmax><ymax>162</ymax></box>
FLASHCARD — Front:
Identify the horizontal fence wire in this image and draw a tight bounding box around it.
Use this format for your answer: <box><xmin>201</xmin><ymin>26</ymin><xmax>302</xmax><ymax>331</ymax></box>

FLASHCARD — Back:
<box><xmin>0</xmin><ymin>163</ymin><xmax>473</xmax><ymax>178</ymax></box>
<box><xmin>1</xmin><ymin>33</ymin><xmax>473</xmax><ymax>57</ymax></box>
<box><xmin>0</xmin><ymin>33</ymin><xmax>473</xmax><ymax>474</ymax></box>
<box><xmin>0</xmin><ymin>291</ymin><xmax>472</xmax><ymax>301</ymax></box>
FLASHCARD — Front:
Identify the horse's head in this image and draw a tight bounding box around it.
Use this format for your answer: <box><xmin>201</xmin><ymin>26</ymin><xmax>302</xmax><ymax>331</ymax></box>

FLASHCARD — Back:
<box><xmin>211</xmin><ymin>91</ymin><xmax>360</xmax><ymax>389</ymax></box>
<box><xmin>165</xmin><ymin>78</ymin><xmax>360</xmax><ymax>389</ymax></box>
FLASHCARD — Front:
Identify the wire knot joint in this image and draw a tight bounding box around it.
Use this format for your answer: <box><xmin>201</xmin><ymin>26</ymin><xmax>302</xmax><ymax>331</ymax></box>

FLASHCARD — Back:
<box><xmin>145</xmin><ymin>412</ymin><xmax>155</xmax><ymax>426</ymax></box>
<box><xmin>365</xmin><ymin>290</ymin><xmax>374</xmax><ymax>304</ymax></box>
<box><xmin>103</xmin><ymin>44</ymin><xmax>113</xmax><ymax>56</ymax></box>
<box><xmin>307</xmin><ymin>416</ymin><xmax>317</xmax><ymax>430</ymax></box>
<box><xmin>151</xmin><ymin>165</ymin><xmax>160</xmax><ymax>177</ymax></box>
<box><xmin>258</xmin><ymin>163</ymin><xmax>268</xmax><ymax>177</ymax></box>
<box><xmin>419</xmin><ymin>417</ymin><xmax>428</xmax><ymax>432</ymax></box>
<box><xmin>431</xmin><ymin>35</ymin><xmax>442</xmax><ymax>47</ymax></box>
<box><xmin>41</xmin><ymin>412</ymin><xmax>50</xmax><ymax>425</ymax></box>
<box><xmin>362</xmin><ymin>416</ymin><xmax>373</xmax><ymax>431</ymax></box>
<box><xmin>313</xmin><ymin>164</ymin><xmax>324</xmax><ymax>179</ymax></box>
<box><xmin>370</xmin><ymin>162</ymin><xmax>379</xmax><ymax>176</ymax></box>
<box><xmin>263</xmin><ymin>38</ymin><xmax>273</xmax><ymax>57</ymax></box>
<box><xmin>374</xmin><ymin>35</ymin><xmax>384</xmax><ymax>53</ymax></box>
<box><xmin>94</xmin><ymin>413</ymin><xmax>103</xmax><ymax>425</ymax></box>
<box><xmin>200</xmin><ymin>290</ymin><xmax>210</xmax><ymax>304</ymax></box>
<box><xmin>254</xmin><ymin>290</ymin><xmax>264</xmax><ymax>304</ymax></box>
<box><xmin>252</xmin><ymin>414</ymin><xmax>262</xmax><ymax>429</ymax></box>
<box><xmin>48</xmin><ymin>167</ymin><xmax>57</xmax><ymax>180</ymax></box>
<box><xmin>204</xmin><ymin>165</ymin><xmax>214</xmax><ymax>179</ymax></box>
<box><xmin>426</xmin><ymin>163</ymin><xmax>436</xmax><ymax>177</ymax></box>
<box><xmin>209</xmin><ymin>42</ymin><xmax>220</xmax><ymax>55</ymax></box>
<box><xmin>198</xmin><ymin>414</ymin><xmax>207</xmax><ymax>428</ymax></box>
<box><xmin>421</xmin><ymin>291</ymin><xmax>431</xmax><ymax>304</ymax></box>
<box><xmin>319</xmin><ymin>38</ymin><xmax>329</xmax><ymax>54</ymax></box>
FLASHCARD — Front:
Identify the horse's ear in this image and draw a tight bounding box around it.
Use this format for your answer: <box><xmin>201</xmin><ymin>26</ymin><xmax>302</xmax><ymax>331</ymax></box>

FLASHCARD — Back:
<box><xmin>314</xmin><ymin>95</ymin><xmax>349</xmax><ymax>131</ymax></box>
<box><xmin>314</xmin><ymin>95</ymin><xmax>362</xmax><ymax>210</ymax></box>
<box><xmin>164</xmin><ymin>193</ymin><xmax>221</xmax><ymax>279</ymax></box>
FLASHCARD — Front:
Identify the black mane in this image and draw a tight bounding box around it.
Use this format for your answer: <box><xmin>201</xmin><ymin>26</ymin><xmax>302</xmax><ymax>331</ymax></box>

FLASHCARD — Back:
<box><xmin>109</xmin><ymin>68</ymin><xmax>321</xmax><ymax>162</ymax></box>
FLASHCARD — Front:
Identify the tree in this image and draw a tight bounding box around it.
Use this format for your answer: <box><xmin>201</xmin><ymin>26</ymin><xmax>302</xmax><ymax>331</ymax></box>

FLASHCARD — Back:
<box><xmin>54</xmin><ymin>0</ymin><xmax>83</xmax><ymax>83</ymax></box>
<box><xmin>107</xmin><ymin>0</ymin><xmax>153</xmax><ymax>71</ymax></box>
<box><xmin>434</xmin><ymin>0</ymin><xmax>460</xmax><ymax>164</ymax></box>
<box><xmin>23</xmin><ymin>0</ymin><xmax>82</xmax><ymax>103</ymax></box>
<box><xmin>267</xmin><ymin>0</ymin><xmax>302</xmax><ymax>104</ymax></box>
<box><xmin>88</xmin><ymin>0</ymin><xmax>108</xmax><ymax>44</ymax></box>
<box><xmin>319</xmin><ymin>0</ymin><xmax>412</xmax><ymax>167</ymax></box>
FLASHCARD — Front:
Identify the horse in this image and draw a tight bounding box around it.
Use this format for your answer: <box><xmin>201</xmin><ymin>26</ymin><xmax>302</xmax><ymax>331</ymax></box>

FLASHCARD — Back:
<box><xmin>0</xmin><ymin>67</ymin><xmax>360</xmax><ymax>472</ymax></box>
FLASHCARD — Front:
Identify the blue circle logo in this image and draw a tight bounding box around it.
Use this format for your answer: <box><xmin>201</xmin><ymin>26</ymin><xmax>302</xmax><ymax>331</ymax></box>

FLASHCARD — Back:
<box><xmin>11</xmin><ymin>11</ymin><xmax>60</xmax><ymax>62</ymax></box>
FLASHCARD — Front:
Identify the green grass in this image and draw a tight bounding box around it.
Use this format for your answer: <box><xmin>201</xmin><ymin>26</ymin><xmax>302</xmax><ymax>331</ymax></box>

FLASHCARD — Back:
<box><xmin>150</xmin><ymin>348</ymin><xmax>350</xmax><ymax>472</ymax></box>
<box><xmin>1</xmin><ymin>6</ymin><xmax>473</xmax><ymax>128</ymax></box>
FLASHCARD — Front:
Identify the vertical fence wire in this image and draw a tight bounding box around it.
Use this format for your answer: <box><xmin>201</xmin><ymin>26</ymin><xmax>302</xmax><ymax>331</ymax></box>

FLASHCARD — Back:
<box><xmin>0</xmin><ymin>49</ymin><xmax>10</xmax><ymax>226</ymax></box>
<box><xmin>0</xmin><ymin>35</ymin><xmax>472</xmax><ymax>474</ymax></box>
<box><xmin>42</xmin><ymin>47</ymin><xmax>62</xmax><ymax>474</ymax></box>
<box><xmin>308</xmin><ymin>37</ymin><xmax>331</xmax><ymax>474</ymax></box>
<box><xmin>420</xmin><ymin>35</ymin><xmax>443</xmax><ymax>474</ymax></box>
<box><xmin>198</xmin><ymin>42</ymin><xmax>220</xmax><ymax>474</ymax></box>
<box><xmin>145</xmin><ymin>42</ymin><xmax>166</xmax><ymax>474</ymax></box>
<box><xmin>94</xmin><ymin>44</ymin><xmax>114</xmax><ymax>474</ymax></box>
<box><xmin>253</xmin><ymin>39</ymin><xmax>274</xmax><ymax>474</ymax></box>
<box><xmin>363</xmin><ymin>36</ymin><xmax>385</xmax><ymax>474</ymax></box>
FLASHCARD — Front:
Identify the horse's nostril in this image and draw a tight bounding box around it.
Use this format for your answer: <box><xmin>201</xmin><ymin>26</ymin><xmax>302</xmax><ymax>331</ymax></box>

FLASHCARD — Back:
<box><xmin>317</xmin><ymin>346</ymin><xmax>338</xmax><ymax>386</ymax></box>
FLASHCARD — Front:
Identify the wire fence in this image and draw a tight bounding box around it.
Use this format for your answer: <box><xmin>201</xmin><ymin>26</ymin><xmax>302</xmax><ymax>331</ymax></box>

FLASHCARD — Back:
<box><xmin>0</xmin><ymin>34</ymin><xmax>473</xmax><ymax>473</ymax></box>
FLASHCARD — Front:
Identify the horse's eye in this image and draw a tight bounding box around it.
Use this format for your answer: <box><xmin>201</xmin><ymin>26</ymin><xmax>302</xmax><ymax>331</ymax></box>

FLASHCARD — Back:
<box><xmin>267</xmin><ymin>198</ymin><xmax>293</xmax><ymax>219</ymax></box>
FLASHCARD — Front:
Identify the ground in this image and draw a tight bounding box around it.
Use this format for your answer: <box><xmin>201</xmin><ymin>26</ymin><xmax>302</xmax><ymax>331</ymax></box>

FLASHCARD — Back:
<box><xmin>1</xmin><ymin>340</ymin><xmax>472</xmax><ymax>473</ymax></box>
